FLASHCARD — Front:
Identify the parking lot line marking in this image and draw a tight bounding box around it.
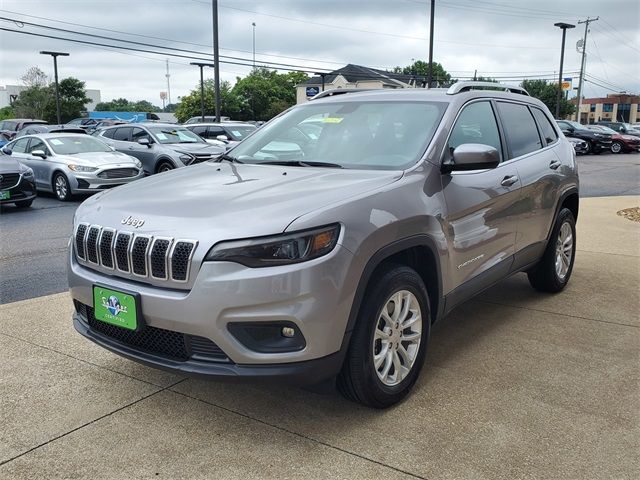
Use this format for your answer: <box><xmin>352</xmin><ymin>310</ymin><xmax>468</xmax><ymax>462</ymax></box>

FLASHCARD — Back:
<box><xmin>168</xmin><ymin>388</ymin><xmax>428</xmax><ymax>480</ymax></box>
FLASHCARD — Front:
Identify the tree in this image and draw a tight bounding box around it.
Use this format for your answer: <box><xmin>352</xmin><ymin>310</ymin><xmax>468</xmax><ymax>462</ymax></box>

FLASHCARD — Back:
<box><xmin>12</xmin><ymin>86</ymin><xmax>52</xmax><ymax>120</ymax></box>
<box><xmin>392</xmin><ymin>60</ymin><xmax>452</xmax><ymax>86</ymax></box>
<box><xmin>0</xmin><ymin>106</ymin><xmax>15</xmax><ymax>121</ymax></box>
<box><xmin>43</xmin><ymin>77</ymin><xmax>91</xmax><ymax>123</ymax></box>
<box><xmin>20</xmin><ymin>66</ymin><xmax>49</xmax><ymax>88</ymax></box>
<box><xmin>521</xmin><ymin>79</ymin><xmax>575</xmax><ymax>118</ymax></box>
<box><xmin>96</xmin><ymin>98</ymin><xmax>161</xmax><ymax>112</ymax></box>
<box><xmin>174</xmin><ymin>79</ymin><xmax>241</xmax><ymax>122</ymax></box>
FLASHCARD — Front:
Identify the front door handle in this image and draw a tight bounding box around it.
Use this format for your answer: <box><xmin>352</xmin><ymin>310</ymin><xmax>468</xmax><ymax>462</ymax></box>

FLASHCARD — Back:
<box><xmin>549</xmin><ymin>160</ymin><xmax>562</xmax><ymax>170</ymax></box>
<box><xmin>501</xmin><ymin>175</ymin><xmax>519</xmax><ymax>187</ymax></box>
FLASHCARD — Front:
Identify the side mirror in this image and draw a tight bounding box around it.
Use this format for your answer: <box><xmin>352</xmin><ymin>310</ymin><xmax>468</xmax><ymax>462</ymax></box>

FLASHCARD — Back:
<box><xmin>31</xmin><ymin>149</ymin><xmax>47</xmax><ymax>159</ymax></box>
<box><xmin>138</xmin><ymin>137</ymin><xmax>151</xmax><ymax>147</ymax></box>
<box><xmin>444</xmin><ymin>144</ymin><xmax>500</xmax><ymax>172</ymax></box>
<box><xmin>216</xmin><ymin>134</ymin><xmax>229</xmax><ymax>142</ymax></box>
<box><xmin>1</xmin><ymin>146</ymin><xmax>12</xmax><ymax>155</ymax></box>
<box><xmin>619</xmin><ymin>126</ymin><xmax>624</xmax><ymax>132</ymax></box>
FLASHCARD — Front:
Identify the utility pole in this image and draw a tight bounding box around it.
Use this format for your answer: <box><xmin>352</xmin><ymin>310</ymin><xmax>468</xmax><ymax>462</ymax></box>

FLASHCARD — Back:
<box><xmin>427</xmin><ymin>0</ymin><xmax>435</xmax><ymax>88</ymax></box>
<box><xmin>252</xmin><ymin>22</ymin><xmax>256</xmax><ymax>69</ymax></box>
<box><xmin>212</xmin><ymin>0</ymin><xmax>221</xmax><ymax>122</ymax></box>
<box><xmin>190</xmin><ymin>62</ymin><xmax>215</xmax><ymax>122</ymax></box>
<box><xmin>554</xmin><ymin>22</ymin><xmax>575</xmax><ymax>119</ymax></box>
<box><xmin>165</xmin><ymin>59</ymin><xmax>172</xmax><ymax>106</ymax></box>
<box><xmin>40</xmin><ymin>51</ymin><xmax>69</xmax><ymax>125</ymax></box>
<box><xmin>576</xmin><ymin>17</ymin><xmax>598</xmax><ymax>123</ymax></box>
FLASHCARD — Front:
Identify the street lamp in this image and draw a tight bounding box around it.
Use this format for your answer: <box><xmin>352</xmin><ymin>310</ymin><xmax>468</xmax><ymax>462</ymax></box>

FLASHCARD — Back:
<box><xmin>190</xmin><ymin>62</ymin><xmax>215</xmax><ymax>122</ymax></box>
<box><xmin>554</xmin><ymin>22</ymin><xmax>575</xmax><ymax>119</ymax></box>
<box><xmin>252</xmin><ymin>22</ymin><xmax>256</xmax><ymax>69</ymax></box>
<box><xmin>40</xmin><ymin>51</ymin><xmax>69</xmax><ymax>125</ymax></box>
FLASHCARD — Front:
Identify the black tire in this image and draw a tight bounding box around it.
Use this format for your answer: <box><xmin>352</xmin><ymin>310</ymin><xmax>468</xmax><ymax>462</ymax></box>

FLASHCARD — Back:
<box><xmin>584</xmin><ymin>141</ymin><xmax>592</xmax><ymax>154</ymax></box>
<box><xmin>527</xmin><ymin>208</ymin><xmax>576</xmax><ymax>293</ymax></box>
<box><xmin>14</xmin><ymin>199</ymin><xmax>34</xmax><ymax>208</ymax></box>
<box><xmin>156</xmin><ymin>160</ymin><xmax>174</xmax><ymax>173</ymax></box>
<box><xmin>52</xmin><ymin>172</ymin><xmax>72</xmax><ymax>201</ymax></box>
<box><xmin>610</xmin><ymin>141</ymin><xmax>623</xmax><ymax>154</ymax></box>
<box><xmin>337</xmin><ymin>263</ymin><xmax>431</xmax><ymax>408</ymax></box>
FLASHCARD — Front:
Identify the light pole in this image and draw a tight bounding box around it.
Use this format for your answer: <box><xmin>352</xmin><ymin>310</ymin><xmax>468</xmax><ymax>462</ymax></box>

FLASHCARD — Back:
<box><xmin>190</xmin><ymin>62</ymin><xmax>215</xmax><ymax>122</ymax></box>
<box><xmin>40</xmin><ymin>51</ymin><xmax>69</xmax><ymax>125</ymax></box>
<box><xmin>554</xmin><ymin>22</ymin><xmax>575</xmax><ymax>119</ymax></box>
<box><xmin>427</xmin><ymin>0</ymin><xmax>435</xmax><ymax>88</ymax></box>
<box><xmin>252</xmin><ymin>22</ymin><xmax>256</xmax><ymax>69</ymax></box>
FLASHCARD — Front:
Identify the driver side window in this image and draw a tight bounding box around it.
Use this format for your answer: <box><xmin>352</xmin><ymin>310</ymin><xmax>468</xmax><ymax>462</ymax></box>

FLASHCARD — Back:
<box><xmin>448</xmin><ymin>101</ymin><xmax>503</xmax><ymax>162</ymax></box>
<box><xmin>27</xmin><ymin>138</ymin><xmax>50</xmax><ymax>156</ymax></box>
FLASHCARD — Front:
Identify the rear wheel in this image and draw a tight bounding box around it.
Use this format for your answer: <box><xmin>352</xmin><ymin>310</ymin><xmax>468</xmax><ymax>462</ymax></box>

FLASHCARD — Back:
<box><xmin>528</xmin><ymin>208</ymin><xmax>576</xmax><ymax>293</ymax></box>
<box><xmin>611</xmin><ymin>141</ymin><xmax>623</xmax><ymax>154</ymax></box>
<box><xmin>584</xmin><ymin>141</ymin><xmax>592</xmax><ymax>154</ymax></box>
<box><xmin>53</xmin><ymin>173</ymin><xmax>71</xmax><ymax>201</ymax></box>
<box><xmin>337</xmin><ymin>264</ymin><xmax>430</xmax><ymax>408</ymax></box>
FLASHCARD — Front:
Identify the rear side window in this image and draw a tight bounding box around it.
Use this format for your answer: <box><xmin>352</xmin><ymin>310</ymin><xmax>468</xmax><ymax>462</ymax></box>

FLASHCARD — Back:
<box><xmin>531</xmin><ymin>108</ymin><xmax>558</xmax><ymax>145</ymax></box>
<box><xmin>496</xmin><ymin>102</ymin><xmax>542</xmax><ymax>158</ymax></box>
<box><xmin>11</xmin><ymin>138</ymin><xmax>29</xmax><ymax>153</ymax></box>
<box><xmin>448</xmin><ymin>101</ymin><xmax>503</xmax><ymax>161</ymax></box>
<box><xmin>112</xmin><ymin>127</ymin><xmax>133</xmax><ymax>142</ymax></box>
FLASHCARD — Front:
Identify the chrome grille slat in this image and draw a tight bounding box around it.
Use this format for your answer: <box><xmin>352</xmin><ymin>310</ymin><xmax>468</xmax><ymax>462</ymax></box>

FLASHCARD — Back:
<box><xmin>74</xmin><ymin>224</ymin><xmax>196</xmax><ymax>283</ymax></box>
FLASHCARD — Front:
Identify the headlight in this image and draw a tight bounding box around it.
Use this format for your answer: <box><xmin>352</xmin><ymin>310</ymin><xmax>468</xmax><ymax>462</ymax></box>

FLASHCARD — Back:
<box><xmin>20</xmin><ymin>166</ymin><xmax>34</xmax><ymax>177</ymax></box>
<box><xmin>134</xmin><ymin>159</ymin><xmax>142</xmax><ymax>168</ymax></box>
<box><xmin>68</xmin><ymin>165</ymin><xmax>98</xmax><ymax>172</ymax></box>
<box><xmin>178</xmin><ymin>153</ymin><xmax>194</xmax><ymax>164</ymax></box>
<box><xmin>205</xmin><ymin>224</ymin><xmax>340</xmax><ymax>267</ymax></box>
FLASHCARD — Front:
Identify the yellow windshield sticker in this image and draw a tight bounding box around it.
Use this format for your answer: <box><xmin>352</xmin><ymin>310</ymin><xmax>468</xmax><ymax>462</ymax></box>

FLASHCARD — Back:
<box><xmin>323</xmin><ymin>117</ymin><xmax>344</xmax><ymax>123</ymax></box>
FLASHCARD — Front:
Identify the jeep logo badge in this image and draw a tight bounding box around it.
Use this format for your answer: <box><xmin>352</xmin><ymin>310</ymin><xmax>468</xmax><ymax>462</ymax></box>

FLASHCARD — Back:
<box><xmin>121</xmin><ymin>216</ymin><xmax>145</xmax><ymax>228</ymax></box>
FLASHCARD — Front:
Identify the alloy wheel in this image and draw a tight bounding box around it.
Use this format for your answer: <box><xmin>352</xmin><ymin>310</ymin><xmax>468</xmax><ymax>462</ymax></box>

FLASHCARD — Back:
<box><xmin>555</xmin><ymin>221</ymin><xmax>573</xmax><ymax>280</ymax></box>
<box><xmin>372</xmin><ymin>290</ymin><xmax>422</xmax><ymax>387</ymax></box>
<box><xmin>611</xmin><ymin>142</ymin><xmax>622</xmax><ymax>154</ymax></box>
<box><xmin>55</xmin><ymin>175</ymin><xmax>68</xmax><ymax>200</ymax></box>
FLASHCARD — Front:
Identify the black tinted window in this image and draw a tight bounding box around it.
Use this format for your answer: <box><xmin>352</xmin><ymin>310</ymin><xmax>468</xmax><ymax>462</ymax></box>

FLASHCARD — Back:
<box><xmin>113</xmin><ymin>127</ymin><xmax>133</xmax><ymax>142</ymax></box>
<box><xmin>531</xmin><ymin>108</ymin><xmax>558</xmax><ymax>145</ymax></box>
<box><xmin>101</xmin><ymin>128</ymin><xmax>115</xmax><ymax>139</ymax></box>
<box><xmin>208</xmin><ymin>127</ymin><xmax>226</xmax><ymax>138</ymax></box>
<box><xmin>131</xmin><ymin>127</ymin><xmax>150</xmax><ymax>141</ymax></box>
<box><xmin>11</xmin><ymin>138</ymin><xmax>29</xmax><ymax>153</ymax></box>
<box><xmin>191</xmin><ymin>126</ymin><xmax>207</xmax><ymax>136</ymax></box>
<box><xmin>497</xmin><ymin>102</ymin><xmax>542</xmax><ymax>158</ymax></box>
<box><xmin>449</xmin><ymin>101</ymin><xmax>502</xmax><ymax>161</ymax></box>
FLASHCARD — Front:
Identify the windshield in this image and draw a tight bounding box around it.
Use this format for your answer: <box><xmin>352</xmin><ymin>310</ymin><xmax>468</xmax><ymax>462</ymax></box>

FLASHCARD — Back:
<box><xmin>229</xmin><ymin>101</ymin><xmax>447</xmax><ymax>170</ymax></box>
<box><xmin>225</xmin><ymin>125</ymin><xmax>256</xmax><ymax>140</ymax></box>
<box><xmin>592</xmin><ymin>125</ymin><xmax>616</xmax><ymax>135</ymax></box>
<box><xmin>47</xmin><ymin>136</ymin><xmax>112</xmax><ymax>154</ymax></box>
<box><xmin>147</xmin><ymin>126</ymin><xmax>204</xmax><ymax>144</ymax></box>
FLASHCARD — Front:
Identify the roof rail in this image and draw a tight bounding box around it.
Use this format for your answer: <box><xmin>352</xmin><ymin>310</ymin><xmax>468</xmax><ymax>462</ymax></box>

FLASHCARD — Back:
<box><xmin>447</xmin><ymin>81</ymin><xmax>530</xmax><ymax>96</ymax></box>
<box><xmin>309</xmin><ymin>88</ymin><xmax>373</xmax><ymax>100</ymax></box>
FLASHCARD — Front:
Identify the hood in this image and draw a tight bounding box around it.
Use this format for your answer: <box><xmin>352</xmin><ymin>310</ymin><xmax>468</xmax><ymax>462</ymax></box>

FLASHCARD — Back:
<box><xmin>621</xmin><ymin>134</ymin><xmax>640</xmax><ymax>142</ymax></box>
<box><xmin>0</xmin><ymin>155</ymin><xmax>24</xmax><ymax>174</ymax></box>
<box><xmin>76</xmin><ymin>162</ymin><xmax>402</xmax><ymax>243</ymax></box>
<box><xmin>165</xmin><ymin>142</ymin><xmax>225</xmax><ymax>155</ymax></box>
<box><xmin>56</xmin><ymin>151</ymin><xmax>138</xmax><ymax>167</ymax></box>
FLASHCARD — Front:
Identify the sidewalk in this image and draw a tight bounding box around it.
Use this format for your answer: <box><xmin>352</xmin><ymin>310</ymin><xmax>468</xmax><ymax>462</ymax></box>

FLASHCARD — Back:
<box><xmin>1</xmin><ymin>196</ymin><xmax>638</xmax><ymax>479</ymax></box>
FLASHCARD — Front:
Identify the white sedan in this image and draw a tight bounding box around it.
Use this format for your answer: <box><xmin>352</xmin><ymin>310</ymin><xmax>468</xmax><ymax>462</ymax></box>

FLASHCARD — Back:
<box><xmin>2</xmin><ymin>133</ymin><xmax>144</xmax><ymax>201</ymax></box>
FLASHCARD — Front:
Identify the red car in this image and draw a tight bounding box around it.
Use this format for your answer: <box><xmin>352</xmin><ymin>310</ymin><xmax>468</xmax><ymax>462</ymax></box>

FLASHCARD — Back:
<box><xmin>587</xmin><ymin>125</ymin><xmax>640</xmax><ymax>153</ymax></box>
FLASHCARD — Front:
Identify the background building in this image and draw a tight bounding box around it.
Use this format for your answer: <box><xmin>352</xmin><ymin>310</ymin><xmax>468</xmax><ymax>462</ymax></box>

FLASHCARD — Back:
<box><xmin>574</xmin><ymin>93</ymin><xmax>639</xmax><ymax>124</ymax></box>
<box><xmin>296</xmin><ymin>64</ymin><xmax>415</xmax><ymax>104</ymax></box>
<box><xmin>0</xmin><ymin>84</ymin><xmax>102</xmax><ymax>112</ymax></box>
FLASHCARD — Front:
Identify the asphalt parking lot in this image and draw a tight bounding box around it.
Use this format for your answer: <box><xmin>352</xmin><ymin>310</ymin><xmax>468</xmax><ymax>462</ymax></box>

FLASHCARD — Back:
<box><xmin>1</xmin><ymin>155</ymin><xmax>639</xmax><ymax>478</ymax></box>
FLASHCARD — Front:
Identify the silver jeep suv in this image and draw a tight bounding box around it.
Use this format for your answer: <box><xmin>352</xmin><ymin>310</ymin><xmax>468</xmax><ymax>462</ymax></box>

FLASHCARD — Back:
<box><xmin>69</xmin><ymin>82</ymin><xmax>579</xmax><ymax>408</ymax></box>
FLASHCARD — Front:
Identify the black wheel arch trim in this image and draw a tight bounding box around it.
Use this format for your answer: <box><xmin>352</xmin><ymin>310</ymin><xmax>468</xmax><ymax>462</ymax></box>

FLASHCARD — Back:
<box><xmin>546</xmin><ymin>187</ymin><xmax>579</xmax><ymax>243</ymax></box>
<box><xmin>155</xmin><ymin>157</ymin><xmax>176</xmax><ymax>172</ymax></box>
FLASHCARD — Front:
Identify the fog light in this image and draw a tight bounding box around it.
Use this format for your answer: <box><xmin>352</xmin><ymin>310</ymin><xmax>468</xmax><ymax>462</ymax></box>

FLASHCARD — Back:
<box><xmin>281</xmin><ymin>327</ymin><xmax>295</xmax><ymax>338</ymax></box>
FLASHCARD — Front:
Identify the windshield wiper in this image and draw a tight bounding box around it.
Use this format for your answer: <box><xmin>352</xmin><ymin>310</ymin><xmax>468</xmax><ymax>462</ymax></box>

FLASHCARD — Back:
<box><xmin>259</xmin><ymin>160</ymin><xmax>343</xmax><ymax>169</ymax></box>
<box><xmin>217</xmin><ymin>154</ymin><xmax>244</xmax><ymax>164</ymax></box>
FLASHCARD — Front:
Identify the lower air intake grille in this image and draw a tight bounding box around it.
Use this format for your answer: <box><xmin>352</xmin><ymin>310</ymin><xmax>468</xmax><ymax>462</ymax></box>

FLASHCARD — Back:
<box><xmin>74</xmin><ymin>301</ymin><xmax>230</xmax><ymax>363</ymax></box>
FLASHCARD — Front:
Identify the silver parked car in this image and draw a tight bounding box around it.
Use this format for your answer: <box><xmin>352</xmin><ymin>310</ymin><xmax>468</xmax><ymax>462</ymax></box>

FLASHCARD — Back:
<box><xmin>95</xmin><ymin>123</ymin><xmax>225</xmax><ymax>174</ymax></box>
<box><xmin>2</xmin><ymin>134</ymin><xmax>144</xmax><ymax>201</ymax></box>
<box><xmin>185</xmin><ymin>122</ymin><xmax>257</xmax><ymax>149</ymax></box>
<box><xmin>68</xmin><ymin>82</ymin><xmax>579</xmax><ymax>407</ymax></box>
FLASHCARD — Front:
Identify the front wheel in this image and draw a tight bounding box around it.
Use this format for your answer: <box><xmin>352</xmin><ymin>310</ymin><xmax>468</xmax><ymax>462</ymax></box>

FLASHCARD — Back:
<box><xmin>611</xmin><ymin>141</ymin><xmax>623</xmax><ymax>154</ymax></box>
<box><xmin>53</xmin><ymin>173</ymin><xmax>72</xmax><ymax>201</ymax></box>
<box><xmin>527</xmin><ymin>208</ymin><xmax>576</xmax><ymax>293</ymax></box>
<box><xmin>337</xmin><ymin>264</ymin><xmax>430</xmax><ymax>408</ymax></box>
<box><xmin>156</xmin><ymin>161</ymin><xmax>174</xmax><ymax>173</ymax></box>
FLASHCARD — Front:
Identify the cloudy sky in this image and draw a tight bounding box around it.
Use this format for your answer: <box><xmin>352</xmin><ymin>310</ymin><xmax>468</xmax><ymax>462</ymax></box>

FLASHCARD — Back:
<box><xmin>1</xmin><ymin>0</ymin><xmax>638</xmax><ymax>106</ymax></box>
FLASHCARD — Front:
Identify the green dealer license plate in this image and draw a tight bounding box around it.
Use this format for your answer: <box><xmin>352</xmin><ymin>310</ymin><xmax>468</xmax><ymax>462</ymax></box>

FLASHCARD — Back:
<box><xmin>0</xmin><ymin>191</ymin><xmax>10</xmax><ymax>200</ymax></box>
<box><xmin>93</xmin><ymin>286</ymin><xmax>138</xmax><ymax>330</ymax></box>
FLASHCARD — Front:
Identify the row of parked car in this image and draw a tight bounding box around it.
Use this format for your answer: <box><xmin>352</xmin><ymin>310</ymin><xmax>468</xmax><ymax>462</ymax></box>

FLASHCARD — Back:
<box><xmin>557</xmin><ymin>120</ymin><xmax>640</xmax><ymax>155</ymax></box>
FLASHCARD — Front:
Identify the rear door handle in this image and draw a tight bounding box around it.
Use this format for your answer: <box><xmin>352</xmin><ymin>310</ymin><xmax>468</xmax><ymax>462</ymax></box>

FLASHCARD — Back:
<box><xmin>501</xmin><ymin>175</ymin><xmax>519</xmax><ymax>187</ymax></box>
<box><xmin>549</xmin><ymin>160</ymin><xmax>562</xmax><ymax>170</ymax></box>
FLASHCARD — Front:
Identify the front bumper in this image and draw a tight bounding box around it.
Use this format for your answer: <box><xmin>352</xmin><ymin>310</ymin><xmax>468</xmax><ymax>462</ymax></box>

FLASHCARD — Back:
<box><xmin>69</xmin><ymin>167</ymin><xmax>144</xmax><ymax>194</ymax></box>
<box><xmin>0</xmin><ymin>175</ymin><xmax>36</xmax><ymax>204</ymax></box>
<box><xmin>68</xmin><ymin>243</ymin><xmax>356</xmax><ymax>377</ymax></box>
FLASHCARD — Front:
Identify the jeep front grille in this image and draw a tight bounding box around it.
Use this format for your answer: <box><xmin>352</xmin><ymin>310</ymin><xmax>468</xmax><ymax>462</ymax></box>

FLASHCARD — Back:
<box><xmin>74</xmin><ymin>223</ymin><xmax>197</xmax><ymax>283</ymax></box>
